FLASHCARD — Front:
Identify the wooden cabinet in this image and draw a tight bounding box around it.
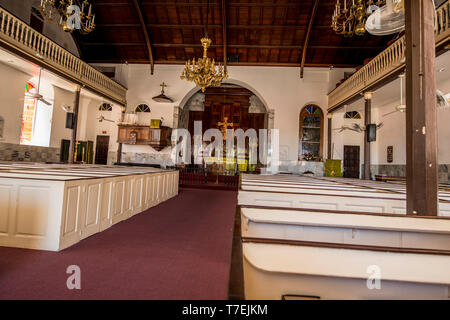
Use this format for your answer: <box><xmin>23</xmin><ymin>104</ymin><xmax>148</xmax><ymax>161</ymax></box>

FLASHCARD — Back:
<box><xmin>118</xmin><ymin>125</ymin><xmax>172</xmax><ymax>151</ymax></box>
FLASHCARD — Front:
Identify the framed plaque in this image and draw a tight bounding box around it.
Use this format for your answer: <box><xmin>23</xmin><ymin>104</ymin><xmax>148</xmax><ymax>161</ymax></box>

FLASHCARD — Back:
<box><xmin>387</xmin><ymin>146</ymin><xmax>393</xmax><ymax>163</ymax></box>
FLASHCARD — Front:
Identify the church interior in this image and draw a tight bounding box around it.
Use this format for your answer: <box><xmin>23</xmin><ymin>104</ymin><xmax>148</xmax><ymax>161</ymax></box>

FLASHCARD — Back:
<box><xmin>0</xmin><ymin>0</ymin><xmax>450</xmax><ymax>301</ymax></box>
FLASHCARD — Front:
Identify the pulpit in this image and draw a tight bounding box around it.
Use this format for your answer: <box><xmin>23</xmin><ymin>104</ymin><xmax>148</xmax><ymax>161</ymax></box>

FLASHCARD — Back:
<box><xmin>118</xmin><ymin>125</ymin><xmax>172</xmax><ymax>151</ymax></box>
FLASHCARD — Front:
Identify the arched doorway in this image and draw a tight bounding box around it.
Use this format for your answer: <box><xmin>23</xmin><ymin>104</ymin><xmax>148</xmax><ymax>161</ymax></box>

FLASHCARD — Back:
<box><xmin>184</xmin><ymin>84</ymin><xmax>267</xmax><ymax>135</ymax></box>
<box><xmin>177</xmin><ymin>83</ymin><xmax>269</xmax><ymax>130</ymax></box>
<box><xmin>176</xmin><ymin>83</ymin><xmax>269</xmax><ymax>175</ymax></box>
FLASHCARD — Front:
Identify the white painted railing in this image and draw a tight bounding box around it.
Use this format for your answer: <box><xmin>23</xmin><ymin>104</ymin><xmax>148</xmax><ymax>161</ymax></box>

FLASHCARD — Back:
<box><xmin>0</xmin><ymin>7</ymin><xmax>127</xmax><ymax>105</ymax></box>
<box><xmin>328</xmin><ymin>1</ymin><xmax>450</xmax><ymax>111</ymax></box>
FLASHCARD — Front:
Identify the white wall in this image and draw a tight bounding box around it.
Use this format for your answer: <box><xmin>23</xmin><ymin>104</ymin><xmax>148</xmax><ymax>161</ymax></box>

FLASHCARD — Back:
<box><xmin>0</xmin><ymin>55</ymin><xmax>355</xmax><ymax>166</ymax></box>
<box><xmin>372</xmin><ymin>100</ymin><xmax>406</xmax><ymax>165</ymax></box>
<box><xmin>0</xmin><ymin>0</ymin><xmax>80</xmax><ymax>57</ymax></box>
<box><xmin>122</xmin><ymin>64</ymin><xmax>350</xmax><ymax>162</ymax></box>
<box><xmin>330</xmin><ymin>107</ymin><xmax>365</xmax><ymax>163</ymax></box>
<box><xmin>0</xmin><ymin>61</ymin><xmax>78</xmax><ymax>148</ymax></box>
<box><xmin>50</xmin><ymin>86</ymin><xmax>75</xmax><ymax>148</ymax></box>
<box><xmin>0</xmin><ymin>62</ymin><xmax>30</xmax><ymax>144</ymax></box>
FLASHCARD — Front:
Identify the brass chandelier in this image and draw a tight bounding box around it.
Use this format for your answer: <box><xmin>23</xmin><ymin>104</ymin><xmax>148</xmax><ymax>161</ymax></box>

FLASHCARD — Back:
<box><xmin>180</xmin><ymin>0</ymin><xmax>228</xmax><ymax>92</ymax></box>
<box><xmin>331</xmin><ymin>0</ymin><xmax>386</xmax><ymax>37</ymax></box>
<box><xmin>39</xmin><ymin>0</ymin><xmax>95</xmax><ymax>34</ymax></box>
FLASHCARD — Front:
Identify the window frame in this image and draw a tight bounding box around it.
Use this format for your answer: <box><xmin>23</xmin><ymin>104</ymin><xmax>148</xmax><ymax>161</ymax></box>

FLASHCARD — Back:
<box><xmin>298</xmin><ymin>105</ymin><xmax>324</xmax><ymax>161</ymax></box>
<box><xmin>344</xmin><ymin>111</ymin><xmax>362</xmax><ymax>119</ymax></box>
<box><xmin>135</xmin><ymin>104</ymin><xmax>151</xmax><ymax>113</ymax></box>
<box><xmin>99</xmin><ymin>103</ymin><xmax>113</xmax><ymax>111</ymax></box>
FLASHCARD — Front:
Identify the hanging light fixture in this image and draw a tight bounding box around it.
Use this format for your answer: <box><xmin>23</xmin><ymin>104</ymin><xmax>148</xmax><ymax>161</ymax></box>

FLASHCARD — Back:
<box><xmin>180</xmin><ymin>0</ymin><xmax>228</xmax><ymax>92</ymax></box>
<box><xmin>38</xmin><ymin>0</ymin><xmax>95</xmax><ymax>34</ymax></box>
<box><xmin>331</xmin><ymin>0</ymin><xmax>386</xmax><ymax>37</ymax></box>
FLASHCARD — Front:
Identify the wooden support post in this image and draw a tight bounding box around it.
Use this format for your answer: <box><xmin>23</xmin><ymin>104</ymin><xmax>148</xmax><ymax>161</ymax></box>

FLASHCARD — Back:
<box><xmin>327</xmin><ymin>113</ymin><xmax>332</xmax><ymax>159</ymax></box>
<box><xmin>116</xmin><ymin>105</ymin><xmax>126</xmax><ymax>164</ymax></box>
<box><xmin>405</xmin><ymin>0</ymin><xmax>438</xmax><ymax>216</ymax></box>
<box><xmin>222</xmin><ymin>0</ymin><xmax>228</xmax><ymax>72</ymax></box>
<box><xmin>300</xmin><ymin>0</ymin><xmax>319</xmax><ymax>78</ymax></box>
<box><xmin>117</xmin><ymin>143</ymin><xmax>123</xmax><ymax>164</ymax></box>
<box><xmin>68</xmin><ymin>85</ymin><xmax>81</xmax><ymax>164</ymax></box>
<box><xmin>363</xmin><ymin>92</ymin><xmax>372</xmax><ymax>180</ymax></box>
<box><xmin>132</xmin><ymin>0</ymin><xmax>155</xmax><ymax>75</ymax></box>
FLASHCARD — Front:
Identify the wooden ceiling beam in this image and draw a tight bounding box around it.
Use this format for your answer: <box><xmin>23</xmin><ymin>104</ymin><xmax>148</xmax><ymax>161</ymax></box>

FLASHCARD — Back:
<box><xmin>222</xmin><ymin>0</ymin><xmax>228</xmax><ymax>71</ymax></box>
<box><xmin>95</xmin><ymin>23</ymin><xmax>330</xmax><ymax>30</ymax></box>
<box><xmin>86</xmin><ymin>60</ymin><xmax>358</xmax><ymax>68</ymax></box>
<box><xmin>82</xmin><ymin>43</ymin><xmax>383</xmax><ymax>50</ymax></box>
<box><xmin>94</xmin><ymin>2</ymin><xmax>335</xmax><ymax>7</ymax></box>
<box><xmin>131</xmin><ymin>0</ymin><xmax>154</xmax><ymax>75</ymax></box>
<box><xmin>300</xmin><ymin>0</ymin><xmax>320</xmax><ymax>78</ymax></box>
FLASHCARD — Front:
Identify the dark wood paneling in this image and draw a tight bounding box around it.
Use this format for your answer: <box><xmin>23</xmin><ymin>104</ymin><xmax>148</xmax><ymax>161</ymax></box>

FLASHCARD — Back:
<box><xmin>188</xmin><ymin>87</ymin><xmax>265</xmax><ymax>134</ymax></box>
<box><xmin>117</xmin><ymin>125</ymin><xmax>172</xmax><ymax>151</ymax></box>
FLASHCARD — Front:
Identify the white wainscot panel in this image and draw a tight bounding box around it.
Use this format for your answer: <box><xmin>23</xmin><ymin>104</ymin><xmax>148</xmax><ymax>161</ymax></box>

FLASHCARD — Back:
<box><xmin>0</xmin><ymin>184</ymin><xmax>12</xmax><ymax>234</ymax></box>
<box><xmin>82</xmin><ymin>182</ymin><xmax>102</xmax><ymax>238</ymax></box>
<box><xmin>99</xmin><ymin>179</ymin><xmax>113</xmax><ymax>231</ymax></box>
<box><xmin>16</xmin><ymin>185</ymin><xmax>50</xmax><ymax>237</ymax></box>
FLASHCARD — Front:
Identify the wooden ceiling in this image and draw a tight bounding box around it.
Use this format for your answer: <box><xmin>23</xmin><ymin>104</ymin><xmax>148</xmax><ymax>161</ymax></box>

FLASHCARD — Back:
<box><xmin>77</xmin><ymin>0</ymin><xmax>395</xmax><ymax>69</ymax></box>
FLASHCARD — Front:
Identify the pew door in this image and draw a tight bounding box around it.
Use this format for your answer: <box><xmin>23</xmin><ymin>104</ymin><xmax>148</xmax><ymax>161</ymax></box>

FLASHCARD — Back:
<box><xmin>343</xmin><ymin>145</ymin><xmax>360</xmax><ymax>178</ymax></box>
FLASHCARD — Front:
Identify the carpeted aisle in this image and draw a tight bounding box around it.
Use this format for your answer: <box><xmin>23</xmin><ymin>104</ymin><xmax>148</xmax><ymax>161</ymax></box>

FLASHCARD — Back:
<box><xmin>0</xmin><ymin>188</ymin><xmax>237</xmax><ymax>300</ymax></box>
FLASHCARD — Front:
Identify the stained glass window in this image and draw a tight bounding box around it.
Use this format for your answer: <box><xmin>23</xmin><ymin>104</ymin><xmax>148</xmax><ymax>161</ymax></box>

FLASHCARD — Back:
<box><xmin>20</xmin><ymin>82</ymin><xmax>36</xmax><ymax>144</ymax></box>
<box><xmin>344</xmin><ymin>111</ymin><xmax>362</xmax><ymax>119</ymax></box>
<box><xmin>299</xmin><ymin>105</ymin><xmax>323</xmax><ymax>161</ymax></box>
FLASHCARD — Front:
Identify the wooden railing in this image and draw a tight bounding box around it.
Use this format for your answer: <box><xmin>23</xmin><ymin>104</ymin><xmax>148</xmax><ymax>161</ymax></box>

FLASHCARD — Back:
<box><xmin>436</xmin><ymin>1</ymin><xmax>450</xmax><ymax>46</ymax></box>
<box><xmin>177</xmin><ymin>167</ymin><xmax>240</xmax><ymax>190</ymax></box>
<box><xmin>0</xmin><ymin>7</ymin><xmax>127</xmax><ymax>105</ymax></box>
<box><xmin>328</xmin><ymin>1</ymin><xmax>450</xmax><ymax>112</ymax></box>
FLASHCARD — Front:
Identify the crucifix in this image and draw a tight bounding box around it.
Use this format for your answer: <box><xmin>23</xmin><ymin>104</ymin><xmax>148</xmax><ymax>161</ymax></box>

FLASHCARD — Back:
<box><xmin>217</xmin><ymin>117</ymin><xmax>234</xmax><ymax>139</ymax></box>
<box><xmin>160</xmin><ymin>82</ymin><xmax>167</xmax><ymax>94</ymax></box>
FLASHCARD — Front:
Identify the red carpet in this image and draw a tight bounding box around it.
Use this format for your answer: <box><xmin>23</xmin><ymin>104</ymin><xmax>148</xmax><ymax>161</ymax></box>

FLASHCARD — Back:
<box><xmin>0</xmin><ymin>188</ymin><xmax>237</xmax><ymax>300</ymax></box>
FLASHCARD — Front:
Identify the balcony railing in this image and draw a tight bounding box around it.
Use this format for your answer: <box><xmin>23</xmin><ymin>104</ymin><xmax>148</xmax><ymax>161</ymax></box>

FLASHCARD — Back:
<box><xmin>0</xmin><ymin>7</ymin><xmax>127</xmax><ymax>105</ymax></box>
<box><xmin>328</xmin><ymin>1</ymin><xmax>450</xmax><ymax>112</ymax></box>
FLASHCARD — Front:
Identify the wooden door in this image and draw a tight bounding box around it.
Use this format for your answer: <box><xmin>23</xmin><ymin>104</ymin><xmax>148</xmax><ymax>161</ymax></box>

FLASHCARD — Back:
<box><xmin>343</xmin><ymin>145</ymin><xmax>360</xmax><ymax>178</ymax></box>
<box><xmin>95</xmin><ymin>135</ymin><xmax>110</xmax><ymax>165</ymax></box>
<box><xmin>60</xmin><ymin>139</ymin><xmax>70</xmax><ymax>162</ymax></box>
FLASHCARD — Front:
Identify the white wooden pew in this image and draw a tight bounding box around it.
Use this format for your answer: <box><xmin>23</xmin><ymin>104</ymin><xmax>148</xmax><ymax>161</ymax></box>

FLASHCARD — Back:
<box><xmin>239</xmin><ymin>175</ymin><xmax>450</xmax><ymax>216</ymax></box>
<box><xmin>237</xmin><ymin>174</ymin><xmax>450</xmax><ymax>300</ymax></box>
<box><xmin>0</xmin><ymin>167</ymin><xmax>179</xmax><ymax>251</ymax></box>
<box><xmin>241</xmin><ymin>207</ymin><xmax>450</xmax><ymax>251</ymax></box>
<box><xmin>243</xmin><ymin>242</ymin><xmax>450</xmax><ymax>299</ymax></box>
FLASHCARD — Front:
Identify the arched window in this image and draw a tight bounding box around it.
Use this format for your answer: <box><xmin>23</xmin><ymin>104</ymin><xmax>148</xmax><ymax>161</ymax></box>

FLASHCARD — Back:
<box><xmin>20</xmin><ymin>82</ymin><xmax>36</xmax><ymax>145</ymax></box>
<box><xmin>135</xmin><ymin>104</ymin><xmax>151</xmax><ymax>113</ymax></box>
<box><xmin>344</xmin><ymin>111</ymin><xmax>362</xmax><ymax>119</ymax></box>
<box><xmin>299</xmin><ymin>105</ymin><xmax>324</xmax><ymax>161</ymax></box>
<box><xmin>99</xmin><ymin>103</ymin><xmax>113</xmax><ymax>111</ymax></box>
